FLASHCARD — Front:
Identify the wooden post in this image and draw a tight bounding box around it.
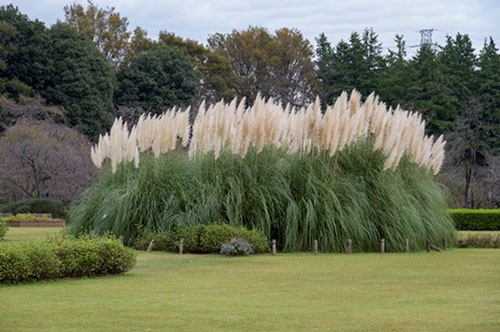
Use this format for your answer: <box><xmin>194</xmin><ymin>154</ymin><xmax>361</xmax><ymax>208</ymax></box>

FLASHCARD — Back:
<box><xmin>405</xmin><ymin>238</ymin><xmax>409</xmax><ymax>253</ymax></box>
<box><xmin>426</xmin><ymin>240</ymin><xmax>431</xmax><ymax>252</ymax></box>
<box><xmin>119</xmin><ymin>235</ymin><xmax>124</xmax><ymax>244</ymax></box>
<box><xmin>272</xmin><ymin>239</ymin><xmax>277</xmax><ymax>255</ymax></box>
<box><xmin>443</xmin><ymin>239</ymin><xmax>447</xmax><ymax>250</ymax></box>
<box><xmin>346</xmin><ymin>239</ymin><xmax>352</xmax><ymax>254</ymax></box>
<box><xmin>179</xmin><ymin>239</ymin><xmax>184</xmax><ymax>254</ymax></box>
<box><xmin>314</xmin><ymin>240</ymin><xmax>318</xmax><ymax>255</ymax></box>
<box><xmin>147</xmin><ymin>239</ymin><xmax>155</xmax><ymax>252</ymax></box>
<box><xmin>381</xmin><ymin>239</ymin><xmax>385</xmax><ymax>253</ymax></box>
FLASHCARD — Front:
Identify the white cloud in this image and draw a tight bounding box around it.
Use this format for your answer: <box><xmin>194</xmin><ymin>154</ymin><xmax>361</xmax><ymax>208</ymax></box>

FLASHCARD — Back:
<box><xmin>10</xmin><ymin>0</ymin><xmax>500</xmax><ymax>54</ymax></box>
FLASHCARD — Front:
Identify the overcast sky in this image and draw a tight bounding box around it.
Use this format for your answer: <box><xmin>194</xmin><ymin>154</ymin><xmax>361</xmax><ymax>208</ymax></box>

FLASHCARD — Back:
<box><xmin>9</xmin><ymin>0</ymin><xmax>500</xmax><ymax>55</ymax></box>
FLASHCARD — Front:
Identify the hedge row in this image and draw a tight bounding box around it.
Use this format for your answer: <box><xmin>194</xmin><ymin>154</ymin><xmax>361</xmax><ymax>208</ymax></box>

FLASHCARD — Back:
<box><xmin>1</xmin><ymin>214</ymin><xmax>53</xmax><ymax>223</ymax></box>
<box><xmin>0</xmin><ymin>236</ymin><xmax>136</xmax><ymax>284</ymax></box>
<box><xmin>134</xmin><ymin>224</ymin><xmax>269</xmax><ymax>254</ymax></box>
<box><xmin>449</xmin><ymin>209</ymin><xmax>500</xmax><ymax>230</ymax></box>
<box><xmin>1</xmin><ymin>198</ymin><xmax>67</xmax><ymax>219</ymax></box>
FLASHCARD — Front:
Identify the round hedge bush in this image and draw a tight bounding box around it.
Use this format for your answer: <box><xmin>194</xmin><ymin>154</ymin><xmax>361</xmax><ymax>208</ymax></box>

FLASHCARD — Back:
<box><xmin>0</xmin><ymin>236</ymin><xmax>136</xmax><ymax>284</ymax></box>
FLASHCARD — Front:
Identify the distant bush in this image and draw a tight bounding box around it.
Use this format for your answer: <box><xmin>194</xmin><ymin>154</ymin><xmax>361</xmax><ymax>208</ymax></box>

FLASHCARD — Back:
<box><xmin>450</xmin><ymin>209</ymin><xmax>500</xmax><ymax>230</ymax></box>
<box><xmin>1</xmin><ymin>198</ymin><xmax>67</xmax><ymax>219</ymax></box>
<box><xmin>0</xmin><ymin>236</ymin><xmax>136</xmax><ymax>284</ymax></box>
<box><xmin>135</xmin><ymin>224</ymin><xmax>268</xmax><ymax>254</ymax></box>
<box><xmin>0</xmin><ymin>219</ymin><xmax>7</xmax><ymax>239</ymax></box>
<box><xmin>457</xmin><ymin>233</ymin><xmax>500</xmax><ymax>249</ymax></box>
<box><xmin>220</xmin><ymin>238</ymin><xmax>254</xmax><ymax>256</ymax></box>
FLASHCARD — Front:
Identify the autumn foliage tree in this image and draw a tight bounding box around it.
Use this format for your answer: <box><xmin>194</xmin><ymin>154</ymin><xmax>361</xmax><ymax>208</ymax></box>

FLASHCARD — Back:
<box><xmin>208</xmin><ymin>27</ymin><xmax>316</xmax><ymax>107</ymax></box>
<box><xmin>64</xmin><ymin>0</ymin><xmax>130</xmax><ymax>68</ymax></box>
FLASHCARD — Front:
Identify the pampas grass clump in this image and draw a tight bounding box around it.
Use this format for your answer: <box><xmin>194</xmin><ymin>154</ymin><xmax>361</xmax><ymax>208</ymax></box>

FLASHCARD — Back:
<box><xmin>72</xmin><ymin>90</ymin><xmax>454</xmax><ymax>252</ymax></box>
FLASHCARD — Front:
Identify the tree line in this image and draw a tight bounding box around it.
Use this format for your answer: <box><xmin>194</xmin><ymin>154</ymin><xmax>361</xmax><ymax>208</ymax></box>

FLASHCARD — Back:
<box><xmin>0</xmin><ymin>2</ymin><xmax>498</xmax><ymax>208</ymax></box>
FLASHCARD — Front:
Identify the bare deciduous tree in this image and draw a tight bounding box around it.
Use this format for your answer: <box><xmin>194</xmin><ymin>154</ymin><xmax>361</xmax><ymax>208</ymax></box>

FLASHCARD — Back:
<box><xmin>0</xmin><ymin>120</ymin><xmax>96</xmax><ymax>203</ymax></box>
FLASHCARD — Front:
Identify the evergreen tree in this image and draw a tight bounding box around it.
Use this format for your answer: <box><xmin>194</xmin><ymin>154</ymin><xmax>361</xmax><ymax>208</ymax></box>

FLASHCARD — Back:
<box><xmin>377</xmin><ymin>35</ymin><xmax>413</xmax><ymax>108</ymax></box>
<box><xmin>315</xmin><ymin>33</ymin><xmax>336</xmax><ymax>105</ymax></box>
<box><xmin>314</xmin><ymin>28</ymin><xmax>384</xmax><ymax>105</ymax></box>
<box><xmin>0</xmin><ymin>5</ymin><xmax>49</xmax><ymax>92</ymax></box>
<box><xmin>115</xmin><ymin>45</ymin><xmax>201</xmax><ymax>113</ymax></box>
<box><xmin>41</xmin><ymin>23</ymin><xmax>115</xmax><ymax>140</ymax></box>
<box><xmin>476</xmin><ymin>38</ymin><xmax>500</xmax><ymax>152</ymax></box>
<box><xmin>407</xmin><ymin>44</ymin><xmax>459</xmax><ymax>134</ymax></box>
<box><xmin>439</xmin><ymin>33</ymin><xmax>477</xmax><ymax>113</ymax></box>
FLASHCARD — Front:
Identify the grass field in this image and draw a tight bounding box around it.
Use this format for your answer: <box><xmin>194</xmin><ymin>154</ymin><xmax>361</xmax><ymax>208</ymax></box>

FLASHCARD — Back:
<box><xmin>2</xmin><ymin>227</ymin><xmax>64</xmax><ymax>242</ymax></box>
<box><xmin>1</xmin><ymin>228</ymin><xmax>499</xmax><ymax>331</ymax></box>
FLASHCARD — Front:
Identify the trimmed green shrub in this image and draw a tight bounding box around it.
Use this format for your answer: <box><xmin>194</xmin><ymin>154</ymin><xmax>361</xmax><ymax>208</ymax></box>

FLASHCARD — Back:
<box><xmin>1</xmin><ymin>198</ymin><xmax>67</xmax><ymax>219</ymax></box>
<box><xmin>450</xmin><ymin>209</ymin><xmax>500</xmax><ymax>230</ymax></box>
<box><xmin>134</xmin><ymin>224</ymin><xmax>268</xmax><ymax>254</ymax></box>
<box><xmin>0</xmin><ymin>236</ymin><xmax>136</xmax><ymax>284</ymax></box>
<box><xmin>456</xmin><ymin>233</ymin><xmax>500</xmax><ymax>248</ymax></box>
<box><xmin>0</xmin><ymin>219</ymin><xmax>8</xmax><ymax>239</ymax></box>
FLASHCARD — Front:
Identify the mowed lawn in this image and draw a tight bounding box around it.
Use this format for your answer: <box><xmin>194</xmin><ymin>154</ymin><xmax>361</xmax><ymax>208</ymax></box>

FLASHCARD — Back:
<box><xmin>1</xmin><ymin>228</ymin><xmax>499</xmax><ymax>332</ymax></box>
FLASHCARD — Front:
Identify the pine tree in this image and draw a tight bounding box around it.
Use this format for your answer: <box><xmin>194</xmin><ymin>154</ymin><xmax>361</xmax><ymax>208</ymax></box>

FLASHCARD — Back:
<box><xmin>439</xmin><ymin>33</ymin><xmax>477</xmax><ymax>114</ymax></box>
<box><xmin>377</xmin><ymin>34</ymin><xmax>413</xmax><ymax>108</ymax></box>
<box><xmin>407</xmin><ymin>44</ymin><xmax>459</xmax><ymax>134</ymax></box>
<box><xmin>476</xmin><ymin>38</ymin><xmax>500</xmax><ymax>152</ymax></box>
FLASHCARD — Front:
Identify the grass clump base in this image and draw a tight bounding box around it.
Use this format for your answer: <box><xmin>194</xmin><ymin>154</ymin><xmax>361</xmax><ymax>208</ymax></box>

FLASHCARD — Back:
<box><xmin>69</xmin><ymin>143</ymin><xmax>455</xmax><ymax>252</ymax></box>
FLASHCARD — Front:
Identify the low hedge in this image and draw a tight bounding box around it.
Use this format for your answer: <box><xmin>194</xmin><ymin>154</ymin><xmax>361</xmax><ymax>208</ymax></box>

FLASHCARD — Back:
<box><xmin>0</xmin><ymin>236</ymin><xmax>136</xmax><ymax>284</ymax></box>
<box><xmin>0</xmin><ymin>214</ymin><xmax>53</xmax><ymax>223</ymax></box>
<box><xmin>449</xmin><ymin>209</ymin><xmax>500</xmax><ymax>230</ymax></box>
<box><xmin>1</xmin><ymin>198</ymin><xmax>67</xmax><ymax>219</ymax></box>
<box><xmin>135</xmin><ymin>224</ymin><xmax>269</xmax><ymax>254</ymax></box>
<box><xmin>0</xmin><ymin>219</ymin><xmax>7</xmax><ymax>239</ymax></box>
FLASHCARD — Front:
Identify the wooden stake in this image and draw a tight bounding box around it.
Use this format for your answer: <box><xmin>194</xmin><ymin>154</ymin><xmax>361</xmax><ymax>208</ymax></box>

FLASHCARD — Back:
<box><xmin>179</xmin><ymin>239</ymin><xmax>184</xmax><ymax>254</ymax></box>
<box><xmin>147</xmin><ymin>239</ymin><xmax>155</xmax><ymax>252</ymax></box>
<box><xmin>443</xmin><ymin>239</ymin><xmax>447</xmax><ymax>250</ymax></box>
<box><xmin>272</xmin><ymin>239</ymin><xmax>277</xmax><ymax>255</ymax></box>
<box><xmin>314</xmin><ymin>240</ymin><xmax>318</xmax><ymax>255</ymax></box>
<box><xmin>381</xmin><ymin>239</ymin><xmax>385</xmax><ymax>253</ymax></box>
<box><xmin>346</xmin><ymin>239</ymin><xmax>352</xmax><ymax>254</ymax></box>
<box><xmin>405</xmin><ymin>238</ymin><xmax>409</xmax><ymax>253</ymax></box>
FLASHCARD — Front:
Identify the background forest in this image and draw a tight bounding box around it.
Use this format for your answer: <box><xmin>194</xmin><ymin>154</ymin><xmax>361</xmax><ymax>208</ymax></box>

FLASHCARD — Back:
<box><xmin>0</xmin><ymin>2</ymin><xmax>498</xmax><ymax>212</ymax></box>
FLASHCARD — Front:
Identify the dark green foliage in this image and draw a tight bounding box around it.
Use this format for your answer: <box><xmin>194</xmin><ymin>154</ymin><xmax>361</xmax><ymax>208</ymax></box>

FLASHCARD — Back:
<box><xmin>134</xmin><ymin>223</ymin><xmax>268</xmax><ymax>254</ymax></box>
<box><xmin>1</xmin><ymin>198</ymin><xmax>67</xmax><ymax>218</ymax></box>
<box><xmin>0</xmin><ymin>5</ymin><xmax>49</xmax><ymax>92</ymax></box>
<box><xmin>69</xmin><ymin>144</ymin><xmax>455</xmax><ymax>252</ymax></box>
<box><xmin>0</xmin><ymin>218</ymin><xmax>7</xmax><ymax>238</ymax></box>
<box><xmin>439</xmin><ymin>33</ymin><xmax>477</xmax><ymax>113</ymax></box>
<box><xmin>4</xmin><ymin>78</ymin><xmax>33</xmax><ymax>100</ymax></box>
<box><xmin>0</xmin><ymin>7</ymin><xmax>115</xmax><ymax>140</ymax></box>
<box><xmin>0</xmin><ymin>236</ymin><xmax>137</xmax><ymax>284</ymax></box>
<box><xmin>457</xmin><ymin>233</ymin><xmax>500</xmax><ymax>248</ymax></box>
<box><xmin>40</xmin><ymin>23</ymin><xmax>115</xmax><ymax>140</ymax></box>
<box><xmin>477</xmin><ymin>38</ymin><xmax>500</xmax><ymax>153</ymax></box>
<box><xmin>315</xmin><ymin>28</ymin><xmax>384</xmax><ymax>105</ymax></box>
<box><xmin>115</xmin><ymin>45</ymin><xmax>200</xmax><ymax>113</ymax></box>
<box><xmin>450</xmin><ymin>209</ymin><xmax>500</xmax><ymax>230</ymax></box>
